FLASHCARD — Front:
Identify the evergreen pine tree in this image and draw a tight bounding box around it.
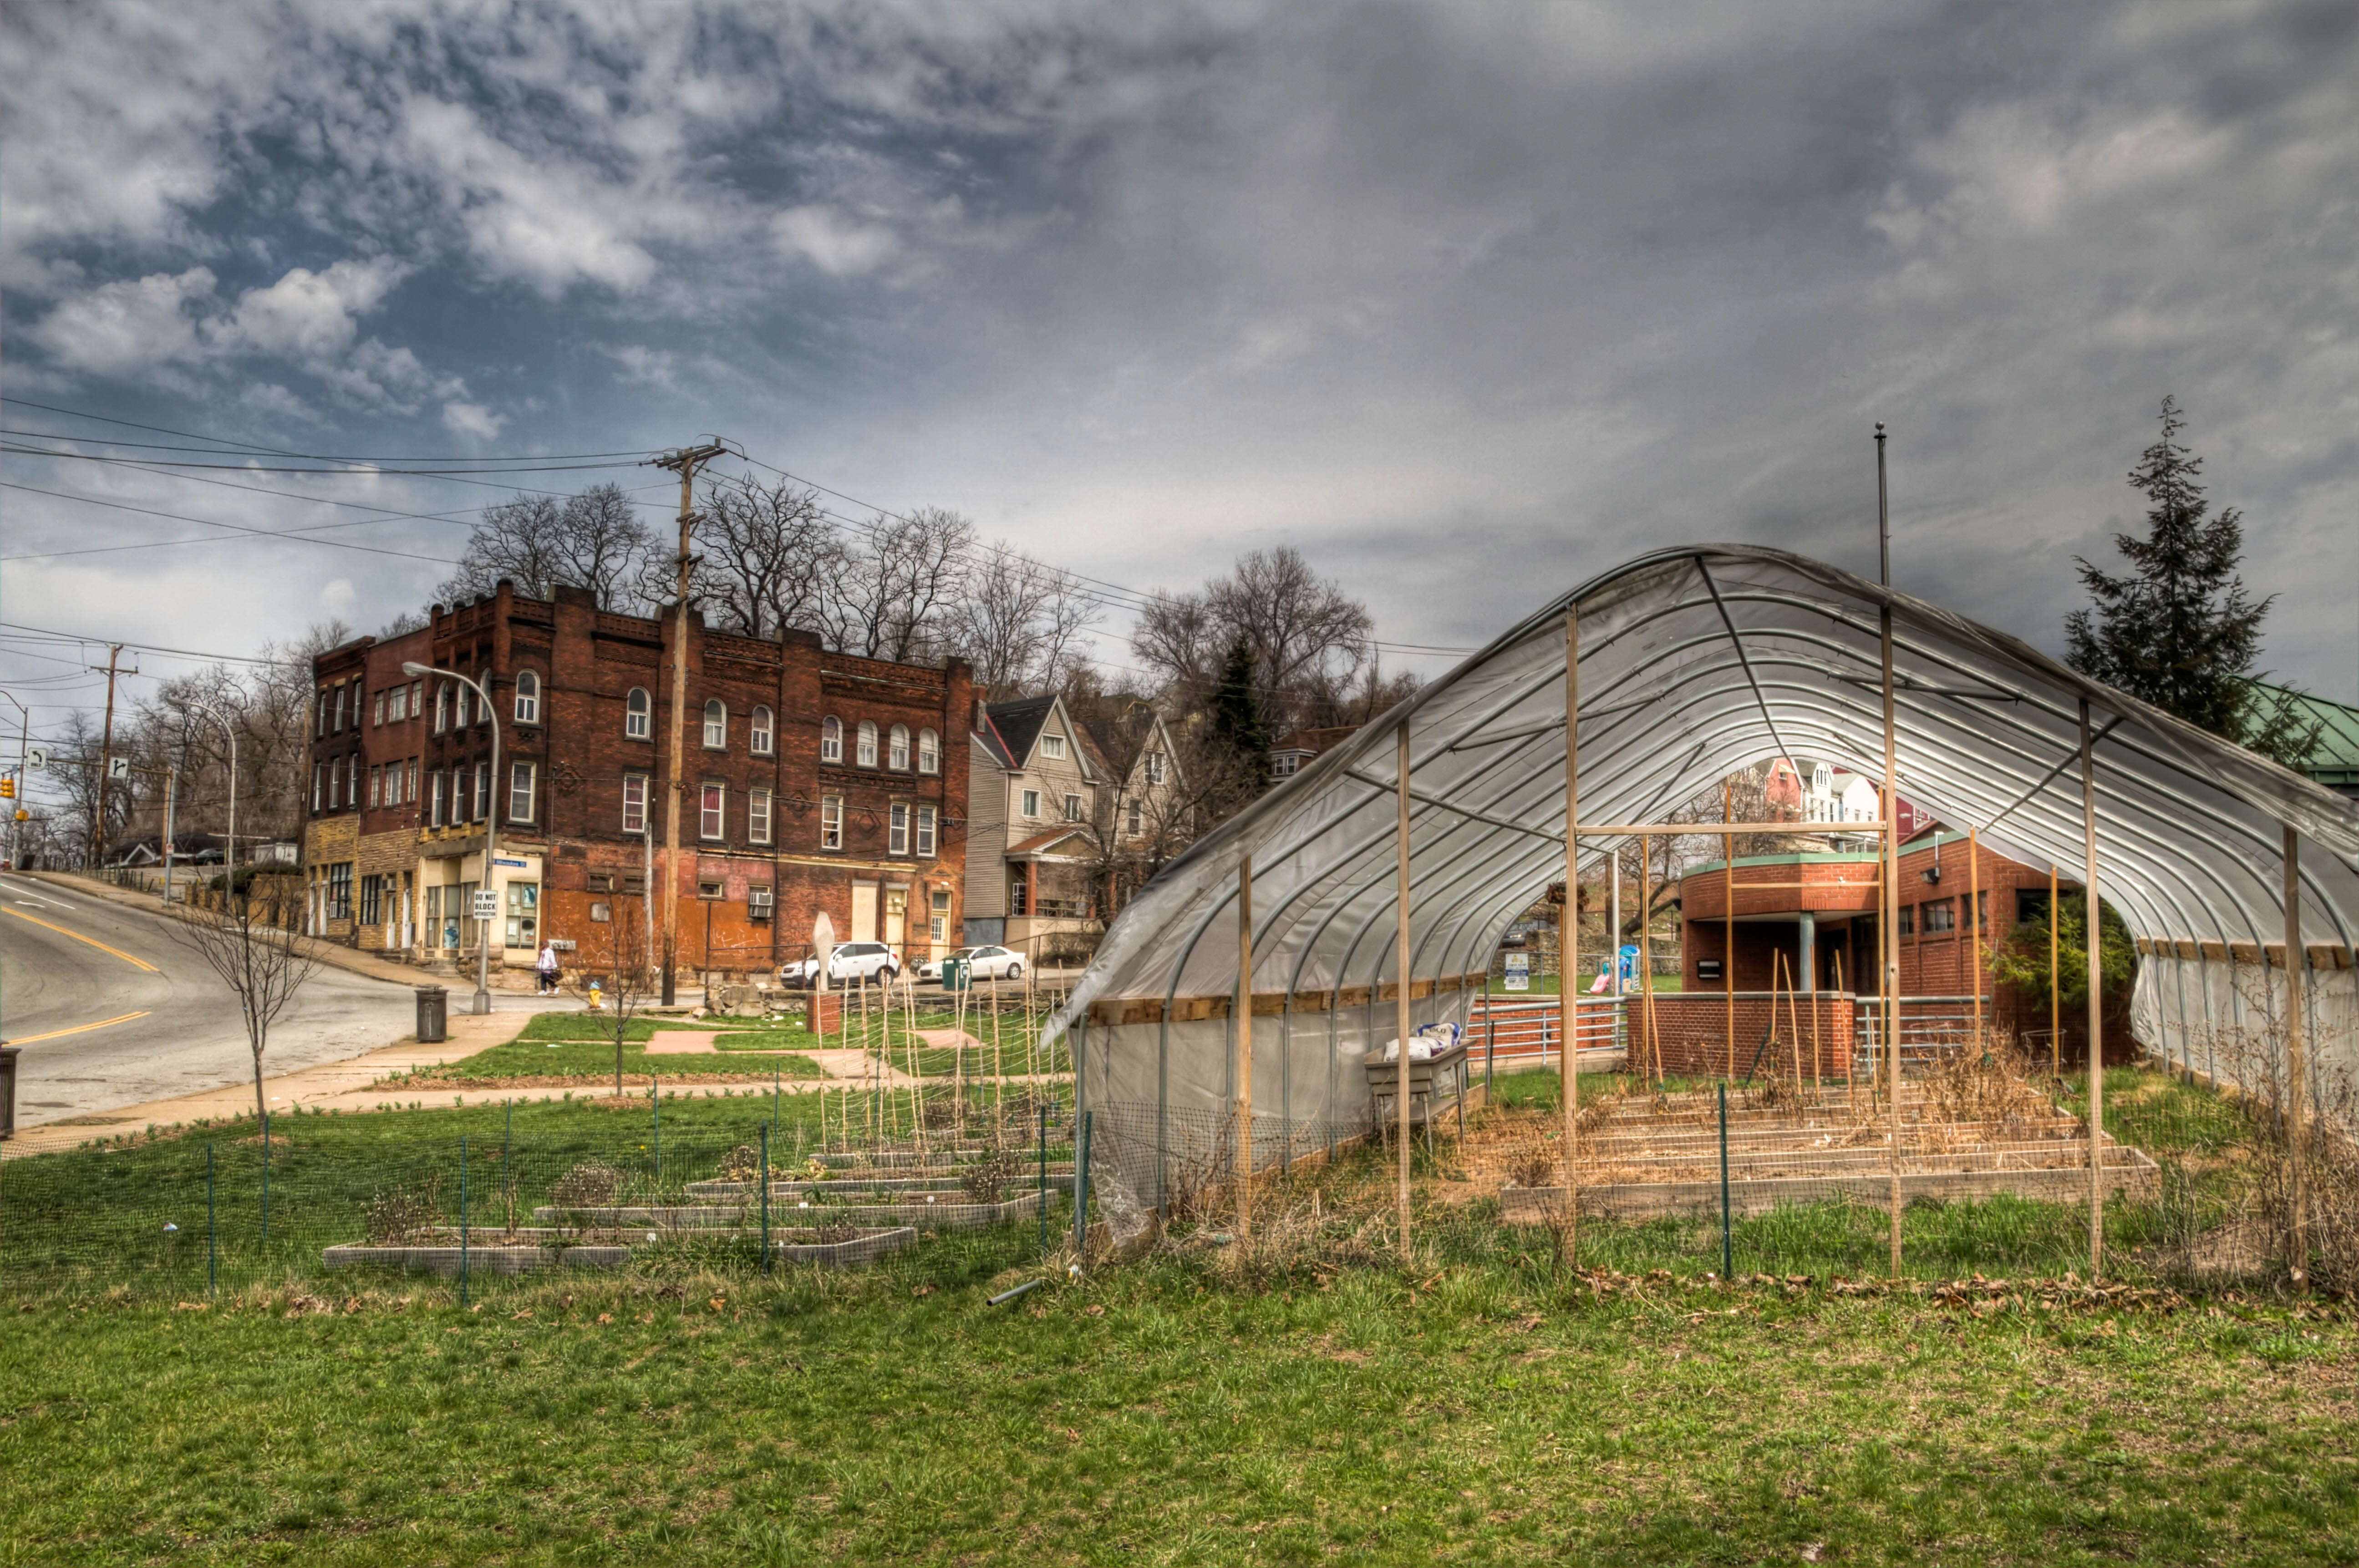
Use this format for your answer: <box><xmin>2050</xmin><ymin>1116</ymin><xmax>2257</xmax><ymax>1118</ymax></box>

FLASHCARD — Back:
<box><xmin>2066</xmin><ymin>397</ymin><xmax>2317</xmax><ymax>766</ymax></box>
<box><xmin>1209</xmin><ymin>635</ymin><xmax>1271</xmax><ymax>780</ymax></box>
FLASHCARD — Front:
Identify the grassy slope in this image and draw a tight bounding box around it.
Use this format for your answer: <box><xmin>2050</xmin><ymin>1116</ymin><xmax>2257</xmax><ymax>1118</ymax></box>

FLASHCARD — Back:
<box><xmin>426</xmin><ymin>1013</ymin><xmax>832</xmax><ymax>1083</ymax></box>
<box><xmin>1</xmin><ymin>1269</ymin><xmax>2351</xmax><ymax>1566</ymax></box>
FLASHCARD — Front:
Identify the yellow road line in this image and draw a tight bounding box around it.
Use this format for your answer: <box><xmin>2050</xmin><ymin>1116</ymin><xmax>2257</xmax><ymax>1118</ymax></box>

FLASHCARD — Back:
<box><xmin>6</xmin><ymin>1009</ymin><xmax>152</xmax><ymax>1045</ymax></box>
<box><xmin>1</xmin><ymin>906</ymin><xmax>161</xmax><ymax>972</ymax></box>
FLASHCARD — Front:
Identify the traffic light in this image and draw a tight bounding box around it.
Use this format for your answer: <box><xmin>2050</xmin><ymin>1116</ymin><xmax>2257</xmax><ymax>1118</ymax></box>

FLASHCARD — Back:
<box><xmin>0</xmin><ymin>777</ymin><xmax>15</xmax><ymax>799</ymax></box>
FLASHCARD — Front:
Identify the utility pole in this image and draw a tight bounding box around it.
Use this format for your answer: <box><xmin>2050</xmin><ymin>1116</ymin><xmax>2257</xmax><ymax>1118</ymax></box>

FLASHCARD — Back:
<box><xmin>93</xmin><ymin>644</ymin><xmax>126</xmax><ymax>871</ymax></box>
<box><xmin>647</xmin><ymin>440</ymin><xmax>732</xmax><ymax>1006</ymax></box>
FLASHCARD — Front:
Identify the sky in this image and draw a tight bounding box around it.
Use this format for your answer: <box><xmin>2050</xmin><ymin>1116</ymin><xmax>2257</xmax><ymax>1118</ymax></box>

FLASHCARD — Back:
<box><xmin>4</xmin><ymin>0</ymin><xmax>2357</xmax><ymax>757</ymax></box>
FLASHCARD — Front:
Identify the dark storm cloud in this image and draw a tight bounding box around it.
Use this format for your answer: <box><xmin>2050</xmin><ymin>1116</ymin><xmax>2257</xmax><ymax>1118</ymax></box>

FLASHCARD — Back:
<box><xmin>3</xmin><ymin>0</ymin><xmax>2354</xmax><ymax>728</ymax></box>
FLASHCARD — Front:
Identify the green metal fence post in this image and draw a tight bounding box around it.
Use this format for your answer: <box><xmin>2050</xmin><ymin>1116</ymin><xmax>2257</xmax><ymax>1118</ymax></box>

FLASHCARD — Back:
<box><xmin>459</xmin><ymin>1136</ymin><xmax>470</xmax><ymax>1309</ymax></box>
<box><xmin>205</xmin><ymin>1142</ymin><xmax>217</xmax><ymax>1296</ymax></box>
<box><xmin>503</xmin><ymin>1096</ymin><xmax>513</xmax><ymax>1223</ymax></box>
<box><xmin>1718</xmin><ymin>1082</ymin><xmax>1733</xmax><ymax>1282</ymax></box>
<box><xmin>260</xmin><ymin>1110</ymin><xmax>271</xmax><ymax>1245</ymax></box>
<box><xmin>1073</xmin><ymin>1109</ymin><xmax>1092</xmax><ymax>1262</ymax></box>
<box><xmin>760</xmin><ymin>1122</ymin><xmax>772</xmax><ymax>1277</ymax></box>
<box><xmin>651</xmin><ymin>1076</ymin><xmax>661</xmax><ymax>1185</ymax></box>
<box><xmin>1037</xmin><ymin>1103</ymin><xmax>1048</xmax><ymax>1258</ymax></box>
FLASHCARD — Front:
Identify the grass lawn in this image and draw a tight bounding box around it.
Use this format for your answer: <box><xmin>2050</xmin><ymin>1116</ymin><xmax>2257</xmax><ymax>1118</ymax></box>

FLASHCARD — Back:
<box><xmin>3</xmin><ymin>1257</ymin><xmax>2352</xmax><ymax>1565</ymax></box>
<box><xmin>408</xmin><ymin>1013</ymin><xmax>834</xmax><ymax>1085</ymax></box>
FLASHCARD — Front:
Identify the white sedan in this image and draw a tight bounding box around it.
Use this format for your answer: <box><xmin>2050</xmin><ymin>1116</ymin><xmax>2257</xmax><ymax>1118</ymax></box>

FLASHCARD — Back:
<box><xmin>916</xmin><ymin>945</ymin><xmax>1026</xmax><ymax>985</ymax></box>
<box><xmin>778</xmin><ymin>941</ymin><xmax>901</xmax><ymax>988</ymax></box>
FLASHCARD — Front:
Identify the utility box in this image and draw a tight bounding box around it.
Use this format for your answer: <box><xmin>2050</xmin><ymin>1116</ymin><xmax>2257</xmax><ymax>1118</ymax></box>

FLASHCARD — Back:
<box><xmin>415</xmin><ymin>985</ymin><xmax>449</xmax><ymax>1045</ymax></box>
<box><xmin>940</xmin><ymin>956</ymin><xmax>969</xmax><ymax>993</ymax></box>
<box><xmin>0</xmin><ymin>1045</ymin><xmax>19</xmax><ymax>1139</ymax></box>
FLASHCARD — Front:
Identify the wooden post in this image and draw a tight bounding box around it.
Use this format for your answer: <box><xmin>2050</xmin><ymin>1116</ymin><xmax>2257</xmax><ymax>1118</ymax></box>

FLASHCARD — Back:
<box><xmin>1394</xmin><ymin>722</ymin><xmax>1414</xmax><ymax>1252</ymax></box>
<box><xmin>1639</xmin><ymin>832</ymin><xmax>1659</xmax><ymax>1085</ymax></box>
<box><xmin>2079</xmin><ymin>698</ymin><xmax>2104</xmax><ymax>1279</ymax></box>
<box><xmin>1724</xmin><ymin>822</ymin><xmax>1736</xmax><ymax>1081</ymax></box>
<box><xmin>1877</xmin><ymin>423</ymin><xmax>1901</xmax><ymax>1278</ymax></box>
<box><xmin>2283</xmin><ymin>826</ymin><xmax>2309</xmax><ymax>1288</ymax></box>
<box><xmin>1561</xmin><ymin>608</ymin><xmax>1580</xmax><ymax>1260</ymax></box>
<box><xmin>1237</xmin><ymin>853</ymin><xmax>1254</xmax><ymax>1238</ymax></box>
<box><xmin>1968</xmin><ymin>827</ymin><xmax>1983</xmax><ymax>1040</ymax></box>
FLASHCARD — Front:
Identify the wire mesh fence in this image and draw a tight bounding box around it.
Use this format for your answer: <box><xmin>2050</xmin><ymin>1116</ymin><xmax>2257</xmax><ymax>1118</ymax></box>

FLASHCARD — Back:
<box><xmin>1</xmin><ymin>1089</ymin><xmax>1081</xmax><ymax>1303</ymax></box>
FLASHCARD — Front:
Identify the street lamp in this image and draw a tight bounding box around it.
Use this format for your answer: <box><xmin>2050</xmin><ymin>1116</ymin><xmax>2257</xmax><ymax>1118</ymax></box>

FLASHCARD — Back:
<box><xmin>405</xmin><ymin>661</ymin><xmax>501</xmax><ymax>1016</ymax></box>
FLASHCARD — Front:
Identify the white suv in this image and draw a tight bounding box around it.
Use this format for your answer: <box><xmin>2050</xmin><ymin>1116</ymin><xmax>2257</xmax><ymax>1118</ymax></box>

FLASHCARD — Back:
<box><xmin>779</xmin><ymin>941</ymin><xmax>901</xmax><ymax>988</ymax></box>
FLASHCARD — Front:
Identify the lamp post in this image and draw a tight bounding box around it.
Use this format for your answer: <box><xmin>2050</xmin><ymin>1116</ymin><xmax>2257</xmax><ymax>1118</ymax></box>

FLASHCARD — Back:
<box><xmin>405</xmin><ymin>661</ymin><xmax>501</xmax><ymax>1016</ymax></box>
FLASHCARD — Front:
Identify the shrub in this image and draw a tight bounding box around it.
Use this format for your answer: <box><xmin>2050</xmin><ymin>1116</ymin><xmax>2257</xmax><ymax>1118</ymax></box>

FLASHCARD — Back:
<box><xmin>363</xmin><ymin>1185</ymin><xmax>433</xmax><ymax>1244</ymax></box>
<box><xmin>551</xmin><ymin>1160</ymin><xmax>622</xmax><ymax>1210</ymax></box>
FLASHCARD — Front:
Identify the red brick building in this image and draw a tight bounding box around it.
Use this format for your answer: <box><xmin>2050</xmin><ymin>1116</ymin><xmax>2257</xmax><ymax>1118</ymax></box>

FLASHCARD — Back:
<box><xmin>1629</xmin><ymin>829</ymin><xmax>2078</xmax><ymax>1075</ymax></box>
<box><xmin>306</xmin><ymin>581</ymin><xmax>972</xmax><ymax>983</ymax></box>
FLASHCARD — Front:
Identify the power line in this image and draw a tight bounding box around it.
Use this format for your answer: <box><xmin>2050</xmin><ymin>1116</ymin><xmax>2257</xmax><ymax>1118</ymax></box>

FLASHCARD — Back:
<box><xmin>0</xmin><ymin>482</ymin><xmax>463</xmax><ymax>565</ymax></box>
<box><xmin>0</xmin><ymin>621</ymin><xmax>280</xmax><ymax>668</ymax></box>
<box><xmin>0</xmin><ymin>441</ymin><xmax>642</xmax><ymax>479</ymax></box>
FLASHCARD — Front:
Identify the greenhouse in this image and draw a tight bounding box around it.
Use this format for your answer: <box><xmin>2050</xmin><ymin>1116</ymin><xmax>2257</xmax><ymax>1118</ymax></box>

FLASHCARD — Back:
<box><xmin>1054</xmin><ymin>545</ymin><xmax>2359</xmax><ymax>1236</ymax></box>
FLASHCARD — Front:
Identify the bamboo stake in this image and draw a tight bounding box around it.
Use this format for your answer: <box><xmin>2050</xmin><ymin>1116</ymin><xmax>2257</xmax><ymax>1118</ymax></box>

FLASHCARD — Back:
<box><xmin>1877</xmin><ymin>421</ymin><xmax>1901</xmax><ymax>1280</ymax></box>
<box><xmin>1808</xmin><ymin>947</ymin><xmax>1822</xmax><ymax>1092</ymax></box>
<box><xmin>1835</xmin><ymin>948</ymin><xmax>1852</xmax><ymax>1114</ymax></box>
<box><xmin>1782</xmin><ymin>951</ymin><xmax>1804</xmax><ymax>1096</ymax></box>
<box><xmin>1639</xmin><ymin>832</ymin><xmax>1662</xmax><ymax>1086</ymax></box>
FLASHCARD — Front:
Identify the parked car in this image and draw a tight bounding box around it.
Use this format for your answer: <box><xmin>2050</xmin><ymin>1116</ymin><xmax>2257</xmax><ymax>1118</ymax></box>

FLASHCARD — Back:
<box><xmin>779</xmin><ymin>941</ymin><xmax>901</xmax><ymax>988</ymax></box>
<box><xmin>916</xmin><ymin>945</ymin><xmax>1026</xmax><ymax>985</ymax></box>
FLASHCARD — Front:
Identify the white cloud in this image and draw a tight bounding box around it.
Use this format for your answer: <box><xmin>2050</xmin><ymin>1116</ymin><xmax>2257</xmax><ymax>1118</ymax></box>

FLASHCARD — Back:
<box><xmin>773</xmin><ymin>206</ymin><xmax>896</xmax><ymax>276</ymax></box>
<box><xmin>217</xmin><ymin>258</ymin><xmax>407</xmax><ymax>364</ymax></box>
<box><xmin>440</xmin><ymin>399</ymin><xmax>506</xmax><ymax>439</ymax></box>
<box><xmin>25</xmin><ymin>266</ymin><xmax>214</xmax><ymax>378</ymax></box>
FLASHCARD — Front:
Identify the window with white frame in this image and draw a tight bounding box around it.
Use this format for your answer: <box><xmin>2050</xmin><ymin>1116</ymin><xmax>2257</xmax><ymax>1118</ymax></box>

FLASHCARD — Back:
<box><xmin>407</xmin><ymin>679</ymin><xmax>421</xmax><ymax>720</ymax></box>
<box><xmin>390</xmin><ymin>684</ymin><xmax>408</xmax><ymax>723</ymax></box>
<box><xmin>316</xmin><ymin>690</ymin><xmax>330</xmax><ymax>738</ymax></box>
<box><xmin>508</xmin><ymin>761</ymin><xmax>536</xmax><ymax>823</ymax></box>
<box><xmin>1021</xmin><ymin>788</ymin><xmax>1040</xmax><ymax>818</ymax></box>
<box><xmin>915</xmin><ymin>804</ymin><xmax>936</xmax><ymax>857</ymax></box>
<box><xmin>821</xmin><ymin>715</ymin><xmax>843</xmax><ymax>762</ymax></box>
<box><xmin>368</xmin><ymin>765</ymin><xmax>382</xmax><ymax>809</ymax></box>
<box><xmin>1063</xmin><ymin>792</ymin><xmax>1083</xmax><ymax>822</ymax></box>
<box><xmin>700</xmin><ymin>783</ymin><xmax>726</xmax><ymax>840</ymax></box>
<box><xmin>1271</xmin><ymin>753</ymin><xmax>1299</xmax><ymax>777</ymax></box>
<box><xmin>856</xmin><ymin>720</ymin><xmax>878</xmax><ymax>767</ymax></box>
<box><xmin>334</xmin><ymin>684</ymin><xmax>347</xmax><ymax>732</ymax></box>
<box><xmin>373</xmin><ymin>690</ymin><xmax>386</xmax><ymax>727</ymax></box>
<box><xmin>750</xmin><ymin>705</ymin><xmax>773</xmax><ymax>756</ymax></box>
<box><xmin>430</xmin><ymin>771</ymin><xmax>443</xmax><ymax>827</ymax></box>
<box><xmin>433</xmin><ymin>686</ymin><xmax>450</xmax><ymax>734</ymax></box>
<box><xmin>819</xmin><ymin>795</ymin><xmax>843</xmax><ymax>850</ymax></box>
<box><xmin>1126</xmin><ymin>797</ymin><xmax>1142</xmax><ymax>837</ymax></box>
<box><xmin>889</xmin><ymin>723</ymin><xmax>910</xmax><ymax>770</ymax></box>
<box><xmin>889</xmin><ymin>801</ymin><xmax>910</xmax><ymax>855</ymax></box>
<box><xmin>312</xmin><ymin>762</ymin><xmax>324</xmax><ymax>811</ymax></box>
<box><xmin>1040</xmin><ymin>732</ymin><xmax>1065</xmax><ymax>760</ymax></box>
<box><xmin>917</xmin><ymin>727</ymin><xmax>939</xmax><ymax>774</ymax></box>
<box><xmin>626</xmin><ymin>687</ymin><xmax>651</xmax><ymax>740</ymax></box>
<box><xmin>514</xmin><ymin>670</ymin><xmax>540</xmax><ymax>725</ymax></box>
<box><xmin>748</xmin><ymin>787</ymin><xmax>773</xmax><ymax>845</ymax></box>
<box><xmin>621</xmin><ymin>774</ymin><xmax>647</xmax><ymax>834</ymax></box>
<box><xmin>454</xmin><ymin>684</ymin><xmax>469</xmax><ymax>728</ymax></box>
<box><xmin>703</xmin><ymin>699</ymin><xmax>727</xmax><ymax>749</ymax></box>
<box><xmin>1144</xmin><ymin>750</ymin><xmax>1165</xmax><ymax>785</ymax></box>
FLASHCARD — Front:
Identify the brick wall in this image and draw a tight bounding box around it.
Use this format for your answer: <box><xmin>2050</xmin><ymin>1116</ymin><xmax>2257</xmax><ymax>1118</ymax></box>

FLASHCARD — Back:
<box><xmin>1629</xmin><ymin>992</ymin><xmax>1857</xmax><ymax>1079</ymax></box>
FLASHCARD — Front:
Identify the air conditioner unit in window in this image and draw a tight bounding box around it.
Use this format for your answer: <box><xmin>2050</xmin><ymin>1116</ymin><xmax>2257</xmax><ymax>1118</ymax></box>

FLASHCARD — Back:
<box><xmin>748</xmin><ymin>886</ymin><xmax>774</xmax><ymax>919</ymax></box>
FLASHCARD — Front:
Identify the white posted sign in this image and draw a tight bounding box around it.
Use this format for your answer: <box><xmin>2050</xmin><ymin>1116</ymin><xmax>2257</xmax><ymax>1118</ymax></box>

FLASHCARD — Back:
<box><xmin>1503</xmin><ymin>952</ymin><xmax>1530</xmax><ymax>992</ymax></box>
<box><xmin>472</xmin><ymin>889</ymin><xmax>499</xmax><ymax>920</ymax></box>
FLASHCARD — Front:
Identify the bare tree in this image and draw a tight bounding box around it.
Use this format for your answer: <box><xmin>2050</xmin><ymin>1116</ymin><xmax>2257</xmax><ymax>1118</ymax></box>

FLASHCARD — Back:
<box><xmin>690</xmin><ymin>475</ymin><xmax>847</xmax><ymax>640</ymax></box>
<box><xmin>170</xmin><ymin>900</ymin><xmax>322</xmax><ymax>1123</ymax></box>
<box><xmin>949</xmin><ymin>545</ymin><xmax>1102</xmax><ymax>697</ymax></box>
<box><xmin>828</xmin><ymin>507</ymin><xmax>974</xmax><ymax>663</ymax></box>
<box><xmin>443</xmin><ymin>485</ymin><xmax>662</xmax><ymax>610</ymax></box>
<box><xmin>1131</xmin><ymin>547</ymin><xmax>1375</xmax><ymax>733</ymax></box>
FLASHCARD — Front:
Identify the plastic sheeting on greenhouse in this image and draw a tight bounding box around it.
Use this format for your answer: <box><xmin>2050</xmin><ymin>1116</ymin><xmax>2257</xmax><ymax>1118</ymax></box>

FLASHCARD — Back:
<box><xmin>1055</xmin><ymin>545</ymin><xmax>2359</xmax><ymax>1206</ymax></box>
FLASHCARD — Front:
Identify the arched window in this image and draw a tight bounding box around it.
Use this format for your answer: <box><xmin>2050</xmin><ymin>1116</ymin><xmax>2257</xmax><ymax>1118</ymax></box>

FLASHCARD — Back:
<box><xmin>820</xmin><ymin>715</ymin><xmax>843</xmax><ymax>763</ymax></box>
<box><xmin>888</xmin><ymin>723</ymin><xmax>911</xmax><ymax>771</ymax></box>
<box><xmin>625</xmin><ymin>687</ymin><xmax>651</xmax><ymax>740</ymax></box>
<box><xmin>703</xmin><ymin>699</ymin><xmax>727</xmax><ymax>749</ymax></box>
<box><xmin>750</xmin><ymin>705</ymin><xmax>773</xmax><ymax>756</ymax></box>
<box><xmin>917</xmin><ymin>727</ymin><xmax>940</xmax><ymax>775</ymax></box>
<box><xmin>856</xmin><ymin>720</ymin><xmax>879</xmax><ymax>768</ymax></box>
<box><xmin>513</xmin><ymin>670</ymin><xmax>541</xmax><ymax>725</ymax></box>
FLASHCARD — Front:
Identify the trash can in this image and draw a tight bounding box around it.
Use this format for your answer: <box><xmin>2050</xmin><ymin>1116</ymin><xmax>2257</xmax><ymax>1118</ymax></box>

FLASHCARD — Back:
<box><xmin>415</xmin><ymin>985</ymin><xmax>449</xmax><ymax>1045</ymax></box>
<box><xmin>941</xmin><ymin>956</ymin><xmax>969</xmax><ymax>993</ymax></box>
<box><xmin>0</xmin><ymin>1045</ymin><xmax>19</xmax><ymax>1140</ymax></box>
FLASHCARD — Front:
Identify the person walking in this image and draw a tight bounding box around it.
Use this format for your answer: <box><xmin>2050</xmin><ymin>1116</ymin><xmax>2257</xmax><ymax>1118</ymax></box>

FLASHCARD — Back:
<box><xmin>537</xmin><ymin>940</ymin><xmax>560</xmax><ymax>995</ymax></box>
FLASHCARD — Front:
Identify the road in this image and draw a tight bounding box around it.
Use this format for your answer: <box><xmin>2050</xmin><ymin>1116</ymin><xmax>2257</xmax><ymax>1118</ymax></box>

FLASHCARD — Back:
<box><xmin>0</xmin><ymin>872</ymin><xmax>417</xmax><ymax>1128</ymax></box>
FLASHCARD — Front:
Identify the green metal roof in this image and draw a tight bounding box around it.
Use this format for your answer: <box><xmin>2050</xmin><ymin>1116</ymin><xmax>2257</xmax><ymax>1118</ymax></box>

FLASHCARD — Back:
<box><xmin>2249</xmin><ymin>681</ymin><xmax>2359</xmax><ymax>787</ymax></box>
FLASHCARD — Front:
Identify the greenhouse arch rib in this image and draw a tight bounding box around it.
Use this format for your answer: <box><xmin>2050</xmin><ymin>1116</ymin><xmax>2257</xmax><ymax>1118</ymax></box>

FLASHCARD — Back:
<box><xmin>1056</xmin><ymin>545</ymin><xmax>2359</xmax><ymax>1200</ymax></box>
